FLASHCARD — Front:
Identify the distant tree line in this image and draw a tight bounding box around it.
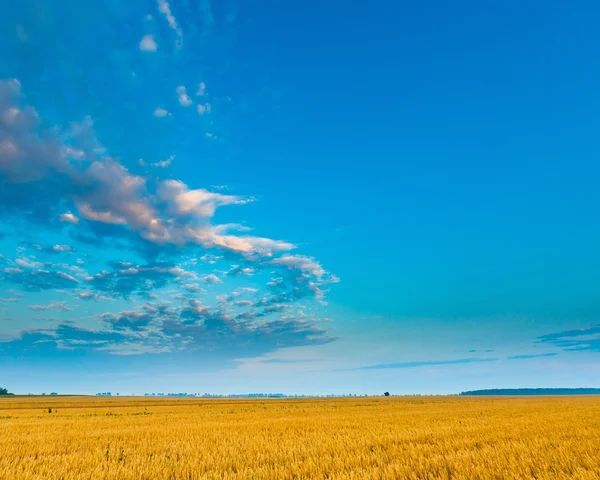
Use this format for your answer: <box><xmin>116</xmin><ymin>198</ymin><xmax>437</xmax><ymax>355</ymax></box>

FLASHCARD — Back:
<box><xmin>0</xmin><ymin>387</ymin><xmax>14</xmax><ymax>396</ymax></box>
<box><xmin>460</xmin><ymin>388</ymin><xmax>600</xmax><ymax>396</ymax></box>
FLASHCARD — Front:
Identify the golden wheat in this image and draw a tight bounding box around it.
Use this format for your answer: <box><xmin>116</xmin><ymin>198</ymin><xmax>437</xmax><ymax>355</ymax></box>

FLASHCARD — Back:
<box><xmin>1</xmin><ymin>395</ymin><xmax>599</xmax><ymax>479</ymax></box>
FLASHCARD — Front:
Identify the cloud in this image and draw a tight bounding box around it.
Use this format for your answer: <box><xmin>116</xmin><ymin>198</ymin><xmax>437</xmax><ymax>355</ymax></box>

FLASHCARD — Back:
<box><xmin>226</xmin><ymin>265</ymin><xmax>255</xmax><ymax>277</ymax></box>
<box><xmin>261</xmin><ymin>358</ymin><xmax>313</xmax><ymax>364</ymax></box>
<box><xmin>4</xmin><ymin>297</ymin><xmax>335</xmax><ymax>358</ymax></box>
<box><xmin>101</xmin><ymin>310</ymin><xmax>154</xmax><ymax>332</ymax></box>
<box><xmin>201</xmin><ymin>273</ymin><xmax>222</xmax><ymax>285</ymax></box>
<box><xmin>176</xmin><ymin>86</ymin><xmax>192</xmax><ymax>107</ymax></box>
<box><xmin>153</xmin><ymin>107</ymin><xmax>170</xmax><ymax>118</ymax></box>
<box><xmin>0</xmin><ymin>79</ymin><xmax>339</xmax><ymax>351</ymax></box>
<box><xmin>507</xmin><ymin>353</ymin><xmax>559</xmax><ymax>360</ymax></box>
<box><xmin>2</xmin><ymin>268</ymin><xmax>79</xmax><ymax>291</ymax></box>
<box><xmin>0</xmin><ymin>80</ymin><xmax>65</xmax><ymax>184</ymax></box>
<box><xmin>184</xmin><ymin>283</ymin><xmax>204</xmax><ymax>293</ymax></box>
<box><xmin>271</xmin><ymin>255</ymin><xmax>323</xmax><ymax>276</ymax></box>
<box><xmin>151</xmin><ymin>155</ymin><xmax>174</xmax><ymax>168</ymax></box>
<box><xmin>197</xmin><ymin>82</ymin><xmax>206</xmax><ymax>96</ymax></box>
<box><xmin>354</xmin><ymin>357</ymin><xmax>499</xmax><ymax>370</ymax></box>
<box><xmin>157</xmin><ymin>180</ymin><xmax>255</xmax><ymax>218</ymax></box>
<box><xmin>537</xmin><ymin>327</ymin><xmax>600</xmax><ymax>353</ymax></box>
<box><xmin>15</xmin><ymin>258</ymin><xmax>44</xmax><ymax>269</ymax></box>
<box><xmin>139</xmin><ymin>34</ymin><xmax>158</xmax><ymax>52</ymax></box>
<box><xmin>85</xmin><ymin>262</ymin><xmax>195</xmax><ymax>298</ymax></box>
<box><xmin>200</xmin><ymin>254</ymin><xmax>222</xmax><ymax>264</ymax></box>
<box><xmin>233</xmin><ymin>300</ymin><xmax>253</xmax><ymax>307</ymax></box>
<box><xmin>59</xmin><ymin>212</ymin><xmax>79</xmax><ymax>224</ymax></box>
<box><xmin>197</xmin><ymin>103</ymin><xmax>211</xmax><ymax>115</ymax></box>
<box><xmin>77</xmin><ymin>291</ymin><xmax>108</xmax><ymax>301</ymax></box>
<box><xmin>28</xmin><ymin>301</ymin><xmax>71</xmax><ymax>312</ymax></box>
<box><xmin>157</xmin><ymin>0</ymin><xmax>182</xmax><ymax>39</ymax></box>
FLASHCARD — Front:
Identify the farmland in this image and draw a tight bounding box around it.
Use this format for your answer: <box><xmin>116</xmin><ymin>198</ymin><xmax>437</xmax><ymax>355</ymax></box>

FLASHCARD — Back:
<box><xmin>1</xmin><ymin>395</ymin><xmax>599</xmax><ymax>479</ymax></box>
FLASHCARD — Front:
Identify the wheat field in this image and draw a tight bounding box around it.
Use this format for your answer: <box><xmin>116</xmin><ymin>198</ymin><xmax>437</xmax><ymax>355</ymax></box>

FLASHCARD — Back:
<box><xmin>1</xmin><ymin>395</ymin><xmax>599</xmax><ymax>479</ymax></box>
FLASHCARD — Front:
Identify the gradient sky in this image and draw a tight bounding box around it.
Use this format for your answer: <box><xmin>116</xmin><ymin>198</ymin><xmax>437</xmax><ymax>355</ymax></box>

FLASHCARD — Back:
<box><xmin>1</xmin><ymin>0</ymin><xmax>599</xmax><ymax>395</ymax></box>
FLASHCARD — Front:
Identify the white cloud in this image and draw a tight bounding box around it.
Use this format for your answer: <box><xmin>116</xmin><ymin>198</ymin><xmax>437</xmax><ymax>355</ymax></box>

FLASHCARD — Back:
<box><xmin>56</xmin><ymin>272</ymin><xmax>78</xmax><ymax>283</ymax></box>
<box><xmin>271</xmin><ymin>255</ymin><xmax>326</xmax><ymax>278</ymax></box>
<box><xmin>151</xmin><ymin>154</ymin><xmax>174</xmax><ymax>168</ymax></box>
<box><xmin>197</xmin><ymin>103</ymin><xmax>211</xmax><ymax>115</ymax></box>
<box><xmin>3</xmin><ymin>268</ymin><xmax>23</xmax><ymax>274</ymax></box>
<box><xmin>59</xmin><ymin>213</ymin><xmax>79</xmax><ymax>224</ymax></box>
<box><xmin>153</xmin><ymin>107</ymin><xmax>170</xmax><ymax>117</ymax></box>
<box><xmin>200</xmin><ymin>254</ymin><xmax>222</xmax><ymax>264</ymax></box>
<box><xmin>28</xmin><ymin>301</ymin><xmax>71</xmax><ymax>312</ymax></box>
<box><xmin>176</xmin><ymin>86</ymin><xmax>192</xmax><ymax>106</ymax></box>
<box><xmin>139</xmin><ymin>34</ymin><xmax>158</xmax><ymax>52</ymax></box>
<box><xmin>52</xmin><ymin>245</ymin><xmax>71</xmax><ymax>252</ymax></box>
<box><xmin>158</xmin><ymin>179</ymin><xmax>252</xmax><ymax>218</ymax></box>
<box><xmin>201</xmin><ymin>273</ymin><xmax>222</xmax><ymax>285</ymax></box>
<box><xmin>0</xmin><ymin>79</ymin><xmax>301</xmax><ymax>259</ymax></box>
<box><xmin>197</xmin><ymin>82</ymin><xmax>206</xmax><ymax>96</ymax></box>
<box><xmin>184</xmin><ymin>283</ymin><xmax>204</xmax><ymax>292</ymax></box>
<box><xmin>63</xmin><ymin>146</ymin><xmax>86</xmax><ymax>160</ymax></box>
<box><xmin>157</xmin><ymin>0</ymin><xmax>182</xmax><ymax>38</ymax></box>
<box><xmin>15</xmin><ymin>258</ymin><xmax>44</xmax><ymax>269</ymax></box>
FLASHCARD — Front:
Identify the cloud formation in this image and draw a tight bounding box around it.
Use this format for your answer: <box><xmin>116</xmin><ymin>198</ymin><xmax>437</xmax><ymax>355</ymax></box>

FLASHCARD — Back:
<box><xmin>0</xmin><ymin>80</ymin><xmax>300</xmax><ymax>259</ymax></box>
<box><xmin>157</xmin><ymin>0</ymin><xmax>182</xmax><ymax>40</ymax></box>
<box><xmin>176</xmin><ymin>86</ymin><xmax>192</xmax><ymax>107</ymax></box>
<box><xmin>139</xmin><ymin>34</ymin><xmax>158</xmax><ymax>52</ymax></box>
<box><xmin>28</xmin><ymin>301</ymin><xmax>71</xmax><ymax>312</ymax></box>
<box><xmin>0</xmin><ymin>78</ymin><xmax>339</xmax><ymax>360</ymax></box>
<box><xmin>537</xmin><ymin>327</ymin><xmax>600</xmax><ymax>353</ymax></box>
<box><xmin>151</xmin><ymin>155</ymin><xmax>174</xmax><ymax>168</ymax></box>
<box><xmin>4</xmin><ymin>299</ymin><xmax>334</xmax><ymax>358</ymax></box>
<box><xmin>153</xmin><ymin>107</ymin><xmax>170</xmax><ymax>118</ymax></box>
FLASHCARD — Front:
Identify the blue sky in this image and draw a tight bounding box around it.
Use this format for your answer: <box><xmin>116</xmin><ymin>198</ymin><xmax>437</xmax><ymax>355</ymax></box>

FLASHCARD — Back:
<box><xmin>1</xmin><ymin>0</ymin><xmax>600</xmax><ymax>395</ymax></box>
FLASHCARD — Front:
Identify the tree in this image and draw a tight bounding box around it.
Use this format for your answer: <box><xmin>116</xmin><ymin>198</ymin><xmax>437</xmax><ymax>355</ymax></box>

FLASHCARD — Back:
<box><xmin>384</xmin><ymin>392</ymin><xmax>390</xmax><ymax>397</ymax></box>
<box><xmin>0</xmin><ymin>387</ymin><xmax>9</xmax><ymax>395</ymax></box>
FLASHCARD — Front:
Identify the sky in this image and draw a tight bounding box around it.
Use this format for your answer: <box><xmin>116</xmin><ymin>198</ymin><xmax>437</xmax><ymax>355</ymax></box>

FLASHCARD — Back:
<box><xmin>1</xmin><ymin>0</ymin><xmax>600</xmax><ymax>395</ymax></box>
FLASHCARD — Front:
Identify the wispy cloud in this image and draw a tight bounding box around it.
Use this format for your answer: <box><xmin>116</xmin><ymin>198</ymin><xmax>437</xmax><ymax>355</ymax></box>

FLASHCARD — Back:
<box><xmin>537</xmin><ymin>327</ymin><xmax>600</xmax><ymax>353</ymax></box>
<box><xmin>151</xmin><ymin>155</ymin><xmax>174</xmax><ymax>168</ymax></box>
<box><xmin>261</xmin><ymin>358</ymin><xmax>313</xmax><ymax>364</ymax></box>
<box><xmin>354</xmin><ymin>357</ymin><xmax>499</xmax><ymax>370</ymax></box>
<box><xmin>28</xmin><ymin>301</ymin><xmax>71</xmax><ymax>312</ymax></box>
<box><xmin>157</xmin><ymin>0</ymin><xmax>183</xmax><ymax>41</ymax></box>
<box><xmin>507</xmin><ymin>353</ymin><xmax>559</xmax><ymax>360</ymax></box>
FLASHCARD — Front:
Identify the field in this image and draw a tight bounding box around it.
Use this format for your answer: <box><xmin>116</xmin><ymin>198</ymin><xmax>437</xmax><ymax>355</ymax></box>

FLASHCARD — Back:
<box><xmin>1</xmin><ymin>395</ymin><xmax>600</xmax><ymax>479</ymax></box>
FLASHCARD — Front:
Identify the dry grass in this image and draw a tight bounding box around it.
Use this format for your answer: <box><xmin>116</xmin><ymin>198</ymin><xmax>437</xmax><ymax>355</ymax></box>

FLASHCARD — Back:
<box><xmin>1</xmin><ymin>395</ymin><xmax>599</xmax><ymax>479</ymax></box>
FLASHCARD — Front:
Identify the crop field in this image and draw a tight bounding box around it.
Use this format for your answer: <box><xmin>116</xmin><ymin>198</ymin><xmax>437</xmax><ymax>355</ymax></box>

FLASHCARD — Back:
<box><xmin>1</xmin><ymin>395</ymin><xmax>599</xmax><ymax>479</ymax></box>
